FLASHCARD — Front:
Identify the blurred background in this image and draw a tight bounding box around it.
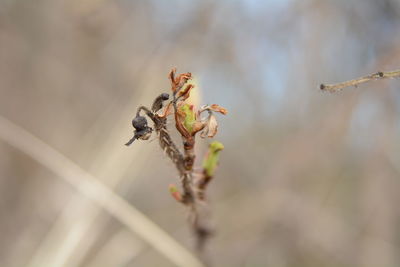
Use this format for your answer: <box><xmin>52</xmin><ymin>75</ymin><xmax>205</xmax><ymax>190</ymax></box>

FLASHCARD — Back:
<box><xmin>1</xmin><ymin>0</ymin><xmax>400</xmax><ymax>266</ymax></box>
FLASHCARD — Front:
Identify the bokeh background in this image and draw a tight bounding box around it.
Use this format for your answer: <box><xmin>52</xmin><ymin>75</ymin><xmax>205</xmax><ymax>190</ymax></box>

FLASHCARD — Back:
<box><xmin>1</xmin><ymin>0</ymin><xmax>400</xmax><ymax>266</ymax></box>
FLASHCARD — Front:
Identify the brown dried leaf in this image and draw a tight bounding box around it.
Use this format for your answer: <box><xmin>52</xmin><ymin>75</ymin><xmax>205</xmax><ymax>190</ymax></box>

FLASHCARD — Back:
<box><xmin>178</xmin><ymin>84</ymin><xmax>194</xmax><ymax>100</ymax></box>
<box><xmin>210</xmin><ymin>104</ymin><xmax>228</xmax><ymax>115</ymax></box>
<box><xmin>169</xmin><ymin>68</ymin><xmax>177</xmax><ymax>89</ymax></box>
<box><xmin>176</xmin><ymin>72</ymin><xmax>192</xmax><ymax>90</ymax></box>
<box><xmin>200</xmin><ymin>114</ymin><xmax>218</xmax><ymax>138</ymax></box>
<box><xmin>192</xmin><ymin>121</ymin><xmax>205</xmax><ymax>134</ymax></box>
<box><xmin>198</xmin><ymin>104</ymin><xmax>228</xmax><ymax>115</ymax></box>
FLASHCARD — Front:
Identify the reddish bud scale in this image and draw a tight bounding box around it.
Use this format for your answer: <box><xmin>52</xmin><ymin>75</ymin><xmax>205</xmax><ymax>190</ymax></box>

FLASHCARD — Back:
<box><xmin>169</xmin><ymin>184</ymin><xmax>182</xmax><ymax>202</ymax></box>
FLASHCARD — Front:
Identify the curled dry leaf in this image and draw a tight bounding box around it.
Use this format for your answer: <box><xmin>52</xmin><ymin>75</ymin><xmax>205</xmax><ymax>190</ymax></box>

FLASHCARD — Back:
<box><xmin>168</xmin><ymin>68</ymin><xmax>177</xmax><ymax>90</ymax></box>
<box><xmin>178</xmin><ymin>84</ymin><xmax>194</xmax><ymax>100</ymax></box>
<box><xmin>200</xmin><ymin>114</ymin><xmax>218</xmax><ymax>138</ymax></box>
<box><xmin>199</xmin><ymin>104</ymin><xmax>228</xmax><ymax>115</ymax></box>
<box><xmin>210</xmin><ymin>104</ymin><xmax>228</xmax><ymax>115</ymax></box>
<box><xmin>175</xmin><ymin>72</ymin><xmax>192</xmax><ymax>90</ymax></box>
<box><xmin>169</xmin><ymin>68</ymin><xmax>192</xmax><ymax>93</ymax></box>
<box><xmin>192</xmin><ymin>121</ymin><xmax>205</xmax><ymax>134</ymax></box>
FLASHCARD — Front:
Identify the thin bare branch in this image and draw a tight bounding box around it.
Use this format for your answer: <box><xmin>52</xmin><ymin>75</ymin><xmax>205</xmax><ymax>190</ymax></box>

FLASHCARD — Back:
<box><xmin>320</xmin><ymin>69</ymin><xmax>400</xmax><ymax>92</ymax></box>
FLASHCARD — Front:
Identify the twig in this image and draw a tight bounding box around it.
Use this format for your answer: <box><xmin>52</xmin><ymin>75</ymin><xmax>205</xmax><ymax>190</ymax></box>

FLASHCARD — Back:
<box><xmin>320</xmin><ymin>69</ymin><xmax>400</xmax><ymax>92</ymax></box>
<box><xmin>126</xmin><ymin>69</ymin><xmax>227</xmax><ymax>263</ymax></box>
<box><xmin>0</xmin><ymin>115</ymin><xmax>205</xmax><ymax>267</ymax></box>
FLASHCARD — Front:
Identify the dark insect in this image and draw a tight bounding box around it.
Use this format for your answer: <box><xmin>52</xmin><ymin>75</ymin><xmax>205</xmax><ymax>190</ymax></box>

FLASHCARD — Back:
<box><xmin>125</xmin><ymin>115</ymin><xmax>153</xmax><ymax>146</ymax></box>
<box><xmin>125</xmin><ymin>93</ymin><xmax>170</xmax><ymax>146</ymax></box>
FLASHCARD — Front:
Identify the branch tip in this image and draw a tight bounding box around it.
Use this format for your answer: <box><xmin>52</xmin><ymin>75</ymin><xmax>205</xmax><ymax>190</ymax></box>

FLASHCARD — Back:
<box><xmin>320</xmin><ymin>69</ymin><xmax>400</xmax><ymax>92</ymax></box>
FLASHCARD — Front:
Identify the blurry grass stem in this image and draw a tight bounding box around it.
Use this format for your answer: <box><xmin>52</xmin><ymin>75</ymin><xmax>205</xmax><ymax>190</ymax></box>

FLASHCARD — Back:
<box><xmin>0</xmin><ymin>115</ymin><xmax>205</xmax><ymax>267</ymax></box>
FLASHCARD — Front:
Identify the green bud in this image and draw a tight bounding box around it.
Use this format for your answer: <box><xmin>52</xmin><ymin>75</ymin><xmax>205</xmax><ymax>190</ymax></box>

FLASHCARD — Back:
<box><xmin>202</xmin><ymin>141</ymin><xmax>224</xmax><ymax>176</ymax></box>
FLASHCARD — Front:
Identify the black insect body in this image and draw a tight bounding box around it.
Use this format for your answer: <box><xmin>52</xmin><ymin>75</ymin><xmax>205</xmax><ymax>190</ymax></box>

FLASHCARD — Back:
<box><xmin>125</xmin><ymin>115</ymin><xmax>153</xmax><ymax>146</ymax></box>
<box><xmin>132</xmin><ymin>115</ymin><xmax>148</xmax><ymax>129</ymax></box>
<box><xmin>125</xmin><ymin>93</ymin><xmax>171</xmax><ymax>146</ymax></box>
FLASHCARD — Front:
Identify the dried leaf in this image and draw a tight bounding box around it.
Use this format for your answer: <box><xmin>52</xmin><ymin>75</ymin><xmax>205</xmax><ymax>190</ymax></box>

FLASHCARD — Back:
<box><xmin>176</xmin><ymin>72</ymin><xmax>192</xmax><ymax>89</ymax></box>
<box><xmin>169</xmin><ymin>69</ymin><xmax>192</xmax><ymax>94</ymax></box>
<box><xmin>200</xmin><ymin>114</ymin><xmax>218</xmax><ymax>138</ymax></box>
<box><xmin>210</xmin><ymin>104</ymin><xmax>228</xmax><ymax>115</ymax></box>
<box><xmin>178</xmin><ymin>84</ymin><xmax>194</xmax><ymax>100</ymax></box>
<box><xmin>192</xmin><ymin>121</ymin><xmax>205</xmax><ymax>134</ymax></box>
<box><xmin>198</xmin><ymin>104</ymin><xmax>228</xmax><ymax>115</ymax></box>
<box><xmin>169</xmin><ymin>68</ymin><xmax>177</xmax><ymax>90</ymax></box>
